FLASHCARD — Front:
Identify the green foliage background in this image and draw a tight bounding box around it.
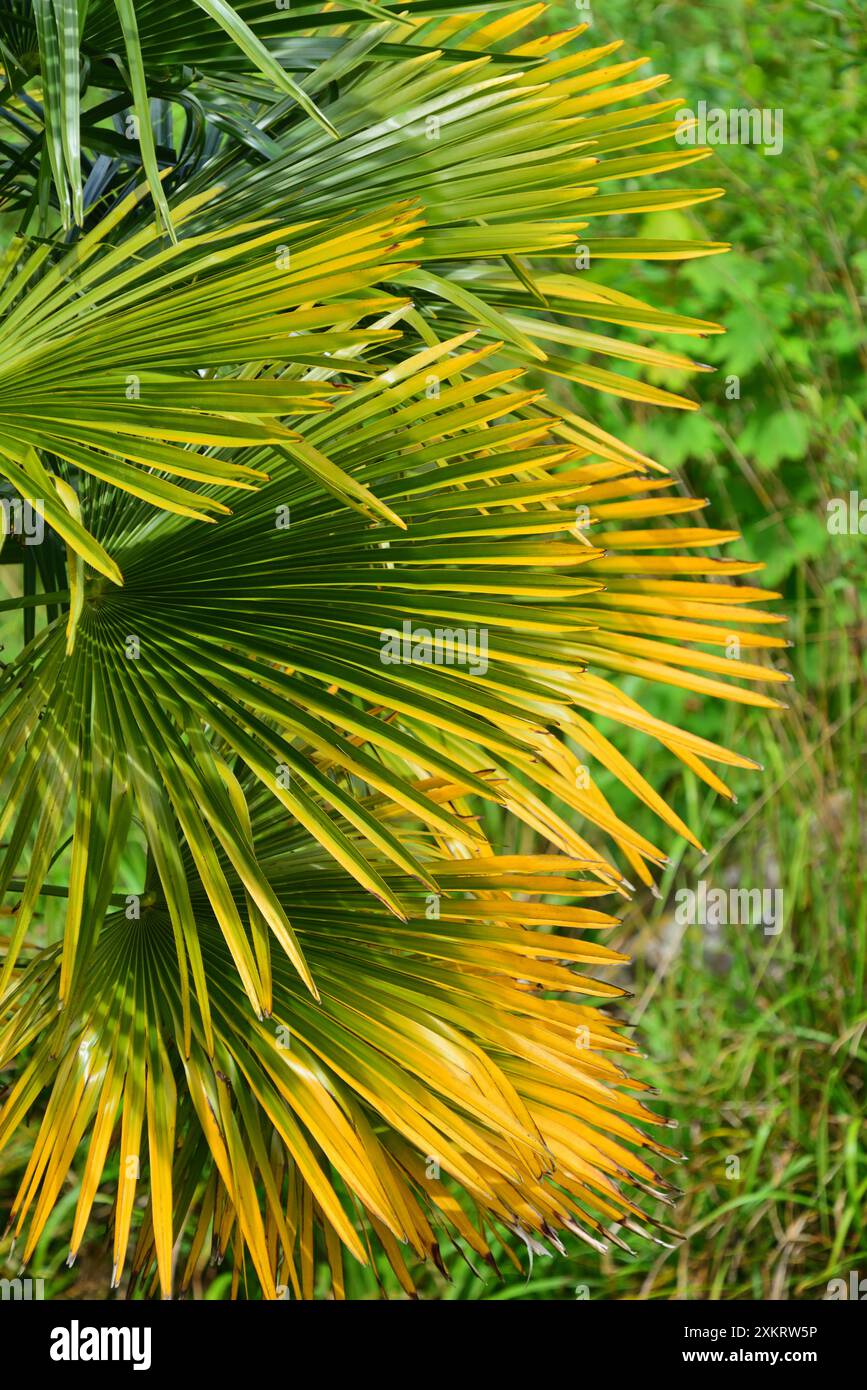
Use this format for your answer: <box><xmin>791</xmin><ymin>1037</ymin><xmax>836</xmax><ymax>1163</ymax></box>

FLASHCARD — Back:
<box><xmin>1</xmin><ymin>0</ymin><xmax>865</xmax><ymax>1300</ymax></box>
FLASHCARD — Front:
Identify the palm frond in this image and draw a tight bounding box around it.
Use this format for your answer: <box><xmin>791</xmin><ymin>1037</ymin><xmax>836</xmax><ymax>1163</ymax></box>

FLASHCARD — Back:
<box><xmin>2</xmin><ymin>806</ymin><xmax>679</xmax><ymax>1298</ymax></box>
<box><xmin>0</xmin><ymin>7</ymin><xmax>785</xmax><ymax>1297</ymax></box>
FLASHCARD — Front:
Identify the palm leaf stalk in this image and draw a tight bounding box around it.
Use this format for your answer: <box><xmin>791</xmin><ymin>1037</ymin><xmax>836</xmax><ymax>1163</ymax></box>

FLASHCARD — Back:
<box><xmin>0</xmin><ymin>5</ymin><xmax>786</xmax><ymax>1297</ymax></box>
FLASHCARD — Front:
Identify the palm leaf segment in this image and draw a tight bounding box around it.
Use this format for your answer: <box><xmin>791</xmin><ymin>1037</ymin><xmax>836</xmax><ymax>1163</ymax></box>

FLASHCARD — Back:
<box><xmin>0</xmin><ymin>7</ymin><xmax>786</xmax><ymax>1297</ymax></box>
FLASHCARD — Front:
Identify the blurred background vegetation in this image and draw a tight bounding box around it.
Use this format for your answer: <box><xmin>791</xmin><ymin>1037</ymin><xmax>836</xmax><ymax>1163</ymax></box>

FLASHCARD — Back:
<box><xmin>2</xmin><ymin>0</ymin><xmax>865</xmax><ymax>1299</ymax></box>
